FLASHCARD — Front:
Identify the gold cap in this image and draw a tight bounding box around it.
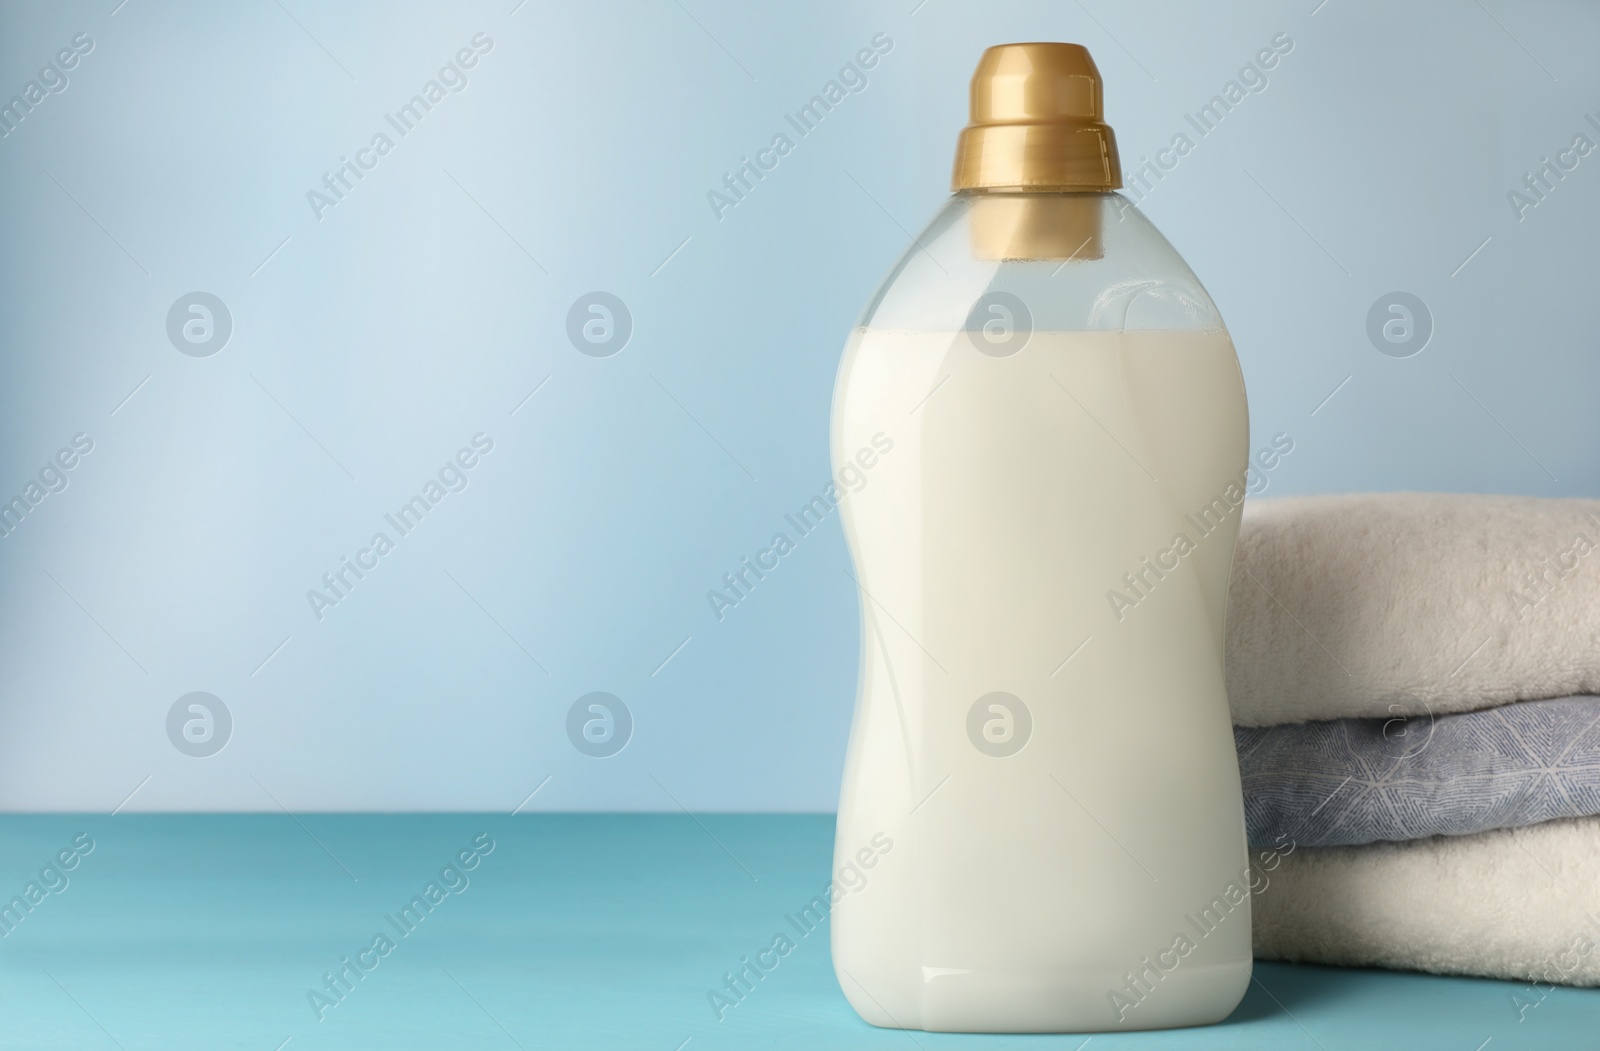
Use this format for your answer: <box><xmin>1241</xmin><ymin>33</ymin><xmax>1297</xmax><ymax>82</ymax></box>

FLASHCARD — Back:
<box><xmin>952</xmin><ymin>43</ymin><xmax>1122</xmax><ymax>192</ymax></box>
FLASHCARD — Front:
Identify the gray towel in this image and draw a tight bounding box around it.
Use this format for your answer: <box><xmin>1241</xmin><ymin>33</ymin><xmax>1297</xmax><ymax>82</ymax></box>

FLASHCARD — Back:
<box><xmin>1236</xmin><ymin>695</ymin><xmax>1600</xmax><ymax>847</ymax></box>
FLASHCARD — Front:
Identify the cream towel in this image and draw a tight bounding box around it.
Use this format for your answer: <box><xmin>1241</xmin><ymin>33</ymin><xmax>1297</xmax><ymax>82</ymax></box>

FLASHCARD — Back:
<box><xmin>1227</xmin><ymin>493</ymin><xmax>1600</xmax><ymax>726</ymax></box>
<box><xmin>1253</xmin><ymin>816</ymin><xmax>1600</xmax><ymax>987</ymax></box>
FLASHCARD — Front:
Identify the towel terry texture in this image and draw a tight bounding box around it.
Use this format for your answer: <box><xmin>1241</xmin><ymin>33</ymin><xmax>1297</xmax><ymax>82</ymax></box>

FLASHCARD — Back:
<box><xmin>1236</xmin><ymin>695</ymin><xmax>1600</xmax><ymax>847</ymax></box>
<box><xmin>1253</xmin><ymin>815</ymin><xmax>1600</xmax><ymax>987</ymax></box>
<box><xmin>1226</xmin><ymin>493</ymin><xmax>1600</xmax><ymax>727</ymax></box>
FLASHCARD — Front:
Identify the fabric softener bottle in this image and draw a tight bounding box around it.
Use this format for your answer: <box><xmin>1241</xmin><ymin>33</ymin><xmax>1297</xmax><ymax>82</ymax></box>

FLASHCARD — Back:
<box><xmin>830</xmin><ymin>43</ymin><xmax>1252</xmax><ymax>1032</ymax></box>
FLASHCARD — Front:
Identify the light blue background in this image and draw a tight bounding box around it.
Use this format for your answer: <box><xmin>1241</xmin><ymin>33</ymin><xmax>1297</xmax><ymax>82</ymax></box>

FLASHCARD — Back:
<box><xmin>1</xmin><ymin>0</ymin><xmax>1597</xmax><ymax>811</ymax></box>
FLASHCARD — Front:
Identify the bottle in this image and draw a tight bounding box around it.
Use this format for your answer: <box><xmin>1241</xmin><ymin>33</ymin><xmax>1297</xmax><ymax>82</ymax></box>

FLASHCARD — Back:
<box><xmin>829</xmin><ymin>43</ymin><xmax>1252</xmax><ymax>1033</ymax></box>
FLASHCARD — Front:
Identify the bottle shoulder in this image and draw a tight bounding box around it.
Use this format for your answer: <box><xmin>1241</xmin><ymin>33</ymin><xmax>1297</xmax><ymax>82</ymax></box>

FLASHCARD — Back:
<box><xmin>857</xmin><ymin>193</ymin><xmax>1226</xmax><ymax>333</ymax></box>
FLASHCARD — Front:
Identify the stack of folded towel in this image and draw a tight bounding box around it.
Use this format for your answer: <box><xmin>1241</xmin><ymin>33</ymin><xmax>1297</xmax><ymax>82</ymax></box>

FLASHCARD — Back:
<box><xmin>1225</xmin><ymin>493</ymin><xmax>1600</xmax><ymax>988</ymax></box>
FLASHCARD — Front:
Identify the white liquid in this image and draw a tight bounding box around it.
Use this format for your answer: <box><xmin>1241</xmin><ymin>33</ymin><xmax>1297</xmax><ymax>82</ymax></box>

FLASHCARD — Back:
<box><xmin>830</xmin><ymin>327</ymin><xmax>1252</xmax><ymax>1032</ymax></box>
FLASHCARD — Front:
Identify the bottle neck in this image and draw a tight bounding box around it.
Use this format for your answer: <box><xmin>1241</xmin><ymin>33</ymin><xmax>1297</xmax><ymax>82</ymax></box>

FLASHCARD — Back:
<box><xmin>959</xmin><ymin>191</ymin><xmax>1112</xmax><ymax>262</ymax></box>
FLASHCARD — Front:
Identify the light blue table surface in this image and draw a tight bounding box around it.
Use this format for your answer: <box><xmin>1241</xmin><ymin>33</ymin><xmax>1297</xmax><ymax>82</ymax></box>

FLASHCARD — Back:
<box><xmin>0</xmin><ymin>814</ymin><xmax>1593</xmax><ymax>1049</ymax></box>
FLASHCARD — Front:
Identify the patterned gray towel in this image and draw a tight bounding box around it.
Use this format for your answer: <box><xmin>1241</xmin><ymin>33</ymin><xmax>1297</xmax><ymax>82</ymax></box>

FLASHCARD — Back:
<box><xmin>1235</xmin><ymin>696</ymin><xmax>1600</xmax><ymax>847</ymax></box>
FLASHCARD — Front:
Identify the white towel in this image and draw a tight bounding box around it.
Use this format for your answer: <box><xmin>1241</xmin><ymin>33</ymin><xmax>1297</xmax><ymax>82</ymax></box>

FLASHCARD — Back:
<box><xmin>1226</xmin><ymin>493</ymin><xmax>1600</xmax><ymax>727</ymax></box>
<box><xmin>1252</xmin><ymin>815</ymin><xmax>1600</xmax><ymax>987</ymax></box>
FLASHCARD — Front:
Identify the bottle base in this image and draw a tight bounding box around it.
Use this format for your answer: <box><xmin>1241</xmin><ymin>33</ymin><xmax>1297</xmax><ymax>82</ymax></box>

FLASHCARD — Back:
<box><xmin>838</xmin><ymin>957</ymin><xmax>1252</xmax><ymax>1033</ymax></box>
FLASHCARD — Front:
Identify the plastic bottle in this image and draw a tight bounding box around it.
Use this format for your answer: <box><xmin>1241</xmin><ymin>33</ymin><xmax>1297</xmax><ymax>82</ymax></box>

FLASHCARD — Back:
<box><xmin>829</xmin><ymin>43</ymin><xmax>1252</xmax><ymax>1032</ymax></box>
